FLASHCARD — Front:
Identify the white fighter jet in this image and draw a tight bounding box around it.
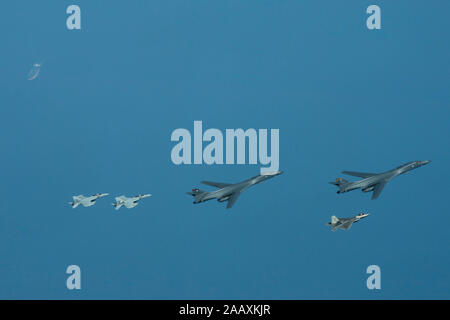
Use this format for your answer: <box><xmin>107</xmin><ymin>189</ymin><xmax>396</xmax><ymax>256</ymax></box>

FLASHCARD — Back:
<box><xmin>69</xmin><ymin>193</ymin><xmax>109</xmax><ymax>208</ymax></box>
<box><xmin>327</xmin><ymin>213</ymin><xmax>370</xmax><ymax>231</ymax></box>
<box><xmin>112</xmin><ymin>194</ymin><xmax>152</xmax><ymax>210</ymax></box>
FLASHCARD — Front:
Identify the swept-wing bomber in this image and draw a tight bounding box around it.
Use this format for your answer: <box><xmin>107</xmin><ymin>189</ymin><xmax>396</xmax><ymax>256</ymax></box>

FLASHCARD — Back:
<box><xmin>330</xmin><ymin>160</ymin><xmax>430</xmax><ymax>199</ymax></box>
<box><xmin>187</xmin><ymin>171</ymin><xmax>283</xmax><ymax>209</ymax></box>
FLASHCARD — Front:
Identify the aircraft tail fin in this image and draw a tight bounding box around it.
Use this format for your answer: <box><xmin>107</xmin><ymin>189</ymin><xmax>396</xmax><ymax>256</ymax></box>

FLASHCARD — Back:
<box><xmin>112</xmin><ymin>203</ymin><xmax>123</xmax><ymax>210</ymax></box>
<box><xmin>186</xmin><ymin>188</ymin><xmax>206</xmax><ymax>196</ymax></box>
<box><xmin>329</xmin><ymin>178</ymin><xmax>350</xmax><ymax>193</ymax></box>
<box><xmin>69</xmin><ymin>201</ymin><xmax>79</xmax><ymax>208</ymax></box>
<box><xmin>187</xmin><ymin>188</ymin><xmax>207</xmax><ymax>203</ymax></box>
<box><xmin>329</xmin><ymin>178</ymin><xmax>350</xmax><ymax>186</ymax></box>
<box><xmin>331</xmin><ymin>215</ymin><xmax>339</xmax><ymax>224</ymax></box>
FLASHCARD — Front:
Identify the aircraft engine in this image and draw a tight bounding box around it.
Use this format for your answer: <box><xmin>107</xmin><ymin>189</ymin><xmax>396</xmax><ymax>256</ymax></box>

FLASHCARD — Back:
<box><xmin>362</xmin><ymin>186</ymin><xmax>375</xmax><ymax>192</ymax></box>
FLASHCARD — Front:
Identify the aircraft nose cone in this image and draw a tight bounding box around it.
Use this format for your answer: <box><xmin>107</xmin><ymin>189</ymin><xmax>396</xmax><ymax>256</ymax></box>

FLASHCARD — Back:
<box><xmin>261</xmin><ymin>170</ymin><xmax>283</xmax><ymax>177</ymax></box>
<box><xmin>358</xmin><ymin>212</ymin><xmax>369</xmax><ymax>217</ymax></box>
<box><xmin>423</xmin><ymin>160</ymin><xmax>431</xmax><ymax>165</ymax></box>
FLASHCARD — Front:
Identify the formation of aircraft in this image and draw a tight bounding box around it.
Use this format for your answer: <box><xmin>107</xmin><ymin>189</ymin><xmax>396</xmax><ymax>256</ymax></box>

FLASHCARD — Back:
<box><xmin>67</xmin><ymin>160</ymin><xmax>430</xmax><ymax>232</ymax></box>
<box><xmin>186</xmin><ymin>171</ymin><xmax>283</xmax><ymax>209</ymax></box>
<box><xmin>69</xmin><ymin>193</ymin><xmax>151</xmax><ymax>210</ymax></box>
<box><xmin>325</xmin><ymin>160</ymin><xmax>430</xmax><ymax>231</ymax></box>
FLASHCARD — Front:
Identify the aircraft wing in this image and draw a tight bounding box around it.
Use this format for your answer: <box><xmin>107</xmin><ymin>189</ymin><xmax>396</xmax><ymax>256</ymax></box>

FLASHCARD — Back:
<box><xmin>372</xmin><ymin>181</ymin><xmax>387</xmax><ymax>199</ymax></box>
<box><xmin>71</xmin><ymin>202</ymin><xmax>80</xmax><ymax>208</ymax></box>
<box><xmin>226</xmin><ymin>192</ymin><xmax>241</xmax><ymax>209</ymax></box>
<box><xmin>342</xmin><ymin>171</ymin><xmax>376</xmax><ymax>178</ymax></box>
<box><xmin>124</xmin><ymin>202</ymin><xmax>137</xmax><ymax>209</ymax></box>
<box><xmin>201</xmin><ymin>181</ymin><xmax>232</xmax><ymax>189</ymax></box>
<box><xmin>341</xmin><ymin>221</ymin><xmax>354</xmax><ymax>230</ymax></box>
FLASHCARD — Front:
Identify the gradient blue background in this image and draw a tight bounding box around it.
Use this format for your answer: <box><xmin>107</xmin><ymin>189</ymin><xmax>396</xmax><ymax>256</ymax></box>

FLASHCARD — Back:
<box><xmin>0</xmin><ymin>1</ymin><xmax>449</xmax><ymax>299</ymax></box>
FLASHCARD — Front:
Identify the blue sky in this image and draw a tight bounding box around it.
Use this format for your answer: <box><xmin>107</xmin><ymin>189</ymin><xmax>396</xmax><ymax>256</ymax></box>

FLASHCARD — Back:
<box><xmin>0</xmin><ymin>1</ymin><xmax>449</xmax><ymax>299</ymax></box>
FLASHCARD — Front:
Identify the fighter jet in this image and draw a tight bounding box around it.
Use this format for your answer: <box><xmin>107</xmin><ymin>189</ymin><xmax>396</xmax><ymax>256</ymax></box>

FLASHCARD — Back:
<box><xmin>329</xmin><ymin>160</ymin><xmax>431</xmax><ymax>199</ymax></box>
<box><xmin>327</xmin><ymin>213</ymin><xmax>369</xmax><ymax>231</ymax></box>
<box><xmin>187</xmin><ymin>171</ymin><xmax>283</xmax><ymax>209</ymax></box>
<box><xmin>112</xmin><ymin>194</ymin><xmax>152</xmax><ymax>210</ymax></box>
<box><xmin>69</xmin><ymin>193</ymin><xmax>109</xmax><ymax>208</ymax></box>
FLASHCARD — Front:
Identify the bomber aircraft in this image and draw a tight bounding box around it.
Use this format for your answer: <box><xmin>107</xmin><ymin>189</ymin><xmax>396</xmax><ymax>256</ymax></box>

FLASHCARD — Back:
<box><xmin>187</xmin><ymin>171</ymin><xmax>283</xmax><ymax>209</ymax></box>
<box><xmin>330</xmin><ymin>160</ymin><xmax>430</xmax><ymax>199</ymax></box>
